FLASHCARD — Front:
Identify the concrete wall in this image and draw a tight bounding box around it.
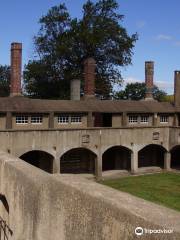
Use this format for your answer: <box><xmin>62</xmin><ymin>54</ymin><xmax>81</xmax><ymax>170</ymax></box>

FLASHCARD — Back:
<box><xmin>0</xmin><ymin>152</ymin><xmax>180</xmax><ymax>240</ymax></box>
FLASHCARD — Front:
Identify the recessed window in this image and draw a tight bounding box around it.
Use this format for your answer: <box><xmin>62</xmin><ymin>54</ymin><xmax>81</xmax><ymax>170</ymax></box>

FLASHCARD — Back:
<box><xmin>16</xmin><ymin>115</ymin><xmax>28</xmax><ymax>124</ymax></box>
<box><xmin>129</xmin><ymin>115</ymin><xmax>138</xmax><ymax>123</ymax></box>
<box><xmin>160</xmin><ymin>115</ymin><xmax>169</xmax><ymax>123</ymax></box>
<box><xmin>58</xmin><ymin>115</ymin><xmax>69</xmax><ymax>124</ymax></box>
<box><xmin>31</xmin><ymin>116</ymin><xmax>43</xmax><ymax>124</ymax></box>
<box><xmin>71</xmin><ymin>115</ymin><xmax>82</xmax><ymax>123</ymax></box>
<box><xmin>140</xmin><ymin>116</ymin><xmax>149</xmax><ymax>123</ymax></box>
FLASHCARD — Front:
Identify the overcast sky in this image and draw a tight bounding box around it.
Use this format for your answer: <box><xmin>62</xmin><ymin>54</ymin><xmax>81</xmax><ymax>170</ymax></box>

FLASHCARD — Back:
<box><xmin>0</xmin><ymin>0</ymin><xmax>179</xmax><ymax>93</ymax></box>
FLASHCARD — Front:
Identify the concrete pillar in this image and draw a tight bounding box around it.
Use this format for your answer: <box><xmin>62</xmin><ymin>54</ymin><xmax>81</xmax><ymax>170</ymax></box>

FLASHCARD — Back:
<box><xmin>131</xmin><ymin>151</ymin><xmax>138</xmax><ymax>174</ymax></box>
<box><xmin>95</xmin><ymin>154</ymin><xmax>102</xmax><ymax>181</ymax></box>
<box><xmin>145</xmin><ymin>61</ymin><xmax>154</xmax><ymax>100</ymax></box>
<box><xmin>6</xmin><ymin>112</ymin><xmax>12</xmax><ymax>129</ymax></box>
<box><xmin>70</xmin><ymin>79</ymin><xmax>80</xmax><ymax>100</ymax></box>
<box><xmin>164</xmin><ymin>152</ymin><xmax>171</xmax><ymax>170</ymax></box>
<box><xmin>10</xmin><ymin>42</ymin><xmax>22</xmax><ymax>96</ymax></box>
<box><xmin>87</xmin><ymin>112</ymin><xmax>94</xmax><ymax>127</ymax></box>
<box><xmin>122</xmin><ymin>112</ymin><xmax>127</xmax><ymax>126</ymax></box>
<box><xmin>84</xmin><ymin>58</ymin><xmax>96</xmax><ymax>99</ymax></box>
<box><xmin>153</xmin><ymin>113</ymin><xmax>158</xmax><ymax>126</ymax></box>
<box><xmin>174</xmin><ymin>114</ymin><xmax>179</xmax><ymax>126</ymax></box>
<box><xmin>49</xmin><ymin>112</ymin><xmax>54</xmax><ymax>129</ymax></box>
<box><xmin>174</xmin><ymin>71</ymin><xmax>180</xmax><ymax>106</ymax></box>
<box><xmin>53</xmin><ymin>158</ymin><xmax>60</xmax><ymax>173</ymax></box>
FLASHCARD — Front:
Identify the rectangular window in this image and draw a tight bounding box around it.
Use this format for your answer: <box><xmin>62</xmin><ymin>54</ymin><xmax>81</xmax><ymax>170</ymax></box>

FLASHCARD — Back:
<box><xmin>71</xmin><ymin>115</ymin><xmax>82</xmax><ymax>123</ymax></box>
<box><xmin>140</xmin><ymin>116</ymin><xmax>149</xmax><ymax>123</ymax></box>
<box><xmin>160</xmin><ymin>115</ymin><xmax>169</xmax><ymax>123</ymax></box>
<box><xmin>128</xmin><ymin>115</ymin><xmax>138</xmax><ymax>123</ymax></box>
<box><xmin>58</xmin><ymin>115</ymin><xmax>69</xmax><ymax>124</ymax></box>
<box><xmin>31</xmin><ymin>116</ymin><xmax>43</xmax><ymax>124</ymax></box>
<box><xmin>16</xmin><ymin>115</ymin><xmax>28</xmax><ymax>124</ymax></box>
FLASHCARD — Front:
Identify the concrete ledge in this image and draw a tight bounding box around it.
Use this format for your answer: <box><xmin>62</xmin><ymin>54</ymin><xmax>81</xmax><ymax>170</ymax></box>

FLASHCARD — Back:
<box><xmin>0</xmin><ymin>152</ymin><xmax>180</xmax><ymax>240</ymax></box>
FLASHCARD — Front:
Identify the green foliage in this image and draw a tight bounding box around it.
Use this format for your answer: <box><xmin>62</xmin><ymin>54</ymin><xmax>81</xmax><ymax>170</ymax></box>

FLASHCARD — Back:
<box><xmin>24</xmin><ymin>0</ymin><xmax>137</xmax><ymax>99</ymax></box>
<box><xmin>0</xmin><ymin>65</ymin><xmax>10</xmax><ymax>97</ymax></box>
<box><xmin>101</xmin><ymin>173</ymin><xmax>180</xmax><ymax>211</ymax></box>
<box><xmin>113</xmin><ymin>82</ymin><xmax>167</xmax><ymax>101</ymax></box>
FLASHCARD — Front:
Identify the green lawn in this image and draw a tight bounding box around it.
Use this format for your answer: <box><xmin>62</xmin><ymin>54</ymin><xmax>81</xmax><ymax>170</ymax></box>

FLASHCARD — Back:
<box><xmin>100</xmin><ymin>172</ymin><xmax>180</xmax><ymax>211</ymax></box>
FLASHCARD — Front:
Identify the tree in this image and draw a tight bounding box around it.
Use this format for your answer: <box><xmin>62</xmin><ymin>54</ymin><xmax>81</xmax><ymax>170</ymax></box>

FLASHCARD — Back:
<box><xmin>113</xmin><ymin>82</ymin><xmax>167</xmax><ymax>101</ymax></box>
<box><xmin>0</xmin><ymin>65</ymin><xmax>10</xmax><ymax>97</ymax></box>
<box><xmin>24</xmin><ymin>0</ymin><xmax>137</xmax><ymax>99</ymax></box>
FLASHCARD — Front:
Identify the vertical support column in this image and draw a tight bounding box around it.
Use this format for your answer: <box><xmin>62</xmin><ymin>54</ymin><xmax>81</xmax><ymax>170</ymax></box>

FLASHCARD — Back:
<box><xmin>131</xmin><ymin>151</ymin><xmax>138</xmax><ymax>174</ymax></box>
<box><xmin>95</xmin><ymin>154</ymin><xmax>102</xmax><ymax>180</ymax></box>
<box><xmin>174</xmin><ymin>114</ymin><xmax>179</xmax><ymax>126</ymax></box>
<box><xmin>164</xmin><ymin>152</ymin><xmax>171</xmax><ymax>170</ymax></box>
<box><xmin>53</xmin><ymin>157</ymin><xmax>60</xmax><ymax>173</ymax></box>
<box><xmin>49</xmin><ymin>112</ymin><xmax>54</xmax><ymax>129</ymax></box>
<box><xmin>153</xmin><ymin>113</ymin><xmax>158</xmax><ymax>126</ymax></box>
<box><xmin>87</xmin><ymin>111</ymin><xmax>94</xmax><ymax>127</ymax></box>
<box><xmin>6</xmin><ymin>112</ymin><xmax>12</xmax><ymax>129</ymax></box>
<box><xmin>122</xmin><ymin>112</ymin><xmax>127</xmax><ymax>126</ymax></box>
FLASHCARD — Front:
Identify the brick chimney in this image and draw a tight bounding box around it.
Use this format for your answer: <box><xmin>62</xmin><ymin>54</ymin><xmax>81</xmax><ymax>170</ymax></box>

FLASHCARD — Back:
<box><xmin>174</xmin><ymin>71</ymin><xmax>180</xmax><ymax>106</ymax></box>
<box><xmin>84</xmin><ymin>58</ymin><xmax>96</xmax><ymax>99</ymax></box>
<box><xmin>70</xmin><ymin>79</ymin><xmax>80</xmax><ymax>100</ymax></box>
<box><xmin>145</xmin><ymin>61</ymin><xmax>154</xmax><ymax>100</ymax></box>
<box><xmin>10</xmin><ymin>42</ymin><xmax>22</xmax><ymax>97</ymax></box>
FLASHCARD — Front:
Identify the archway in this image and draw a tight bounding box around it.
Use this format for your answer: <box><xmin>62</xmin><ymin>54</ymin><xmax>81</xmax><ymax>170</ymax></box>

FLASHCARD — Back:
<box><xmin>102</xmin><ymin>146</ymin><xmax>131</xmax><ymax>171</ymax></box>
<box><xmin>170</xmin><ymin>145</ymin><xmax>180</xmax><ymax>170</ymax></box>
<box><xmin>20</xmin><ymin>150</ymin><xmax>54</xmax><ymax>173</ymax></box>
<box><xmin>60</xmin><ymin>148</ymin><xmax>96</xmax><ymax>174</ymax></box>
<box><xmin>138</xmin><ymin>144</ymin><xmax>166</xmax><ymax>168</ymax></box>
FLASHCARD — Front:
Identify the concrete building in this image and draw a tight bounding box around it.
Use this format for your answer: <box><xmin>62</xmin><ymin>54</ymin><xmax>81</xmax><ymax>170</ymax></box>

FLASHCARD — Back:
<box><xmin>0</xmin><ymin>42</ymin><xmax>180</xmax><ymax>178</ymax></box>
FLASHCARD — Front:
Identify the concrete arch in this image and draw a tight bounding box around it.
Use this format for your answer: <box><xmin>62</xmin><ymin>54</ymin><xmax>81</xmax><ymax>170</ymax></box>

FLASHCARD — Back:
<box><xmin>138</xmin><ymin>144</ymin><xmax>167</xmax><ymax>168</ymax></box>
<box><xmin>102</xmin><ymin>145</ymin><xmax>133</xmax><ymax>156</ymax></box>
<box><xmin>170</xmin><ymin>145</ymin><xmax>180</xmax><ymax>170</ymax></box>
<box><xmin>16</xmin><ymin>147</ymin><xmax>56</xmax><ymax>160</ymax></box>
<box><xmin>19</xmin><ymin>150</ymin><xmax>54</xmax><ymax>173</ymax></box>
<box><xmin>60</xmin><ymin>147</ymin><xmax>97</xmax><ymax>174</ymax></box>
<box><xmin>102</xmin><ymin>145</ymin><xmax>132</xmax><ymax>171</ymax></box>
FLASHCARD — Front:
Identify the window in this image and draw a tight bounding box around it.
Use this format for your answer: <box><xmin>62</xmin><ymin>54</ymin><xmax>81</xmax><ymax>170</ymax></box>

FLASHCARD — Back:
<box><xmin>31</xmin><ymin>116</ymin><xmax>43</xmax><ymax>124</ymax></box>
<box><xmin>160</xmin><ymin>115</ymin><xmax>169</xmax><ymax>123</ymax></box>
<box><xmin>16</xmin><ymin>115</ymin><xmax>28</xmax><ymax>124</ymax></box>
<box><xmin>58</xmin><ymin>115</ymin><xmax>69</xmax><ymax>124</ymax></box>
<box><xmin>129</xmin><ymin>115</ymin><xmax>138</xmax><ymax>123</ymax></box>
<box><xmin>140</xmin><ymin>116</ymin><xmax>149</xmax><ymax>123</ymax></box>
<box><xmin>71</xmin><ymin>115</ymin><xmax>82</xmax><ymax>123</ymax></box>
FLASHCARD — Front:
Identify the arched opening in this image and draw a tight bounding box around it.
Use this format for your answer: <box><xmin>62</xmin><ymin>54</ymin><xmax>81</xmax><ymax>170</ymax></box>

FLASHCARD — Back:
<box><xmin>170</xmin><ymin>145</ymin><xmax>180</xmax><ymax>170</ymax></box>
<box><xmin>138</xmin><ymin>144</ymin><xmax>166</xmax><ymax>168</ymax></box>
<box><xmin>60</xmin><ymin>148</ymin><xmax>96</xmax><ymax>174</ymax></box>
<box><xmin>20</xmin><ymin>150</ymin><xmax>54</xmax><ymax>173</ymax></box>
<box><xmin>102</xmin><ymin>146</ymin><xmax>131</xmax><ymax>171</ymax></box>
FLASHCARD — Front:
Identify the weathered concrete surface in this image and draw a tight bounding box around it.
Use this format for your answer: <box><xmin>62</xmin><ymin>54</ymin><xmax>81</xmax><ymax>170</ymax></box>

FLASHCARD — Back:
<box><xmin>0</xmin><ymin>152</ymin><xmax>180</xmax><ymax>240</ymax></box>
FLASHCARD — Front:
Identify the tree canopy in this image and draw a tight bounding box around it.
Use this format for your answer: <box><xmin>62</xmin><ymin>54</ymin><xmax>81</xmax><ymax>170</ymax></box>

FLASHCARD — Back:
<box><xmin>113</xmin><ymin>82</ymin><xmax>167</xmax><ymax>101</ymax></box>
<box><xmin>24</xmin><ymin>0</ymin><xmax>137</xmax><ymax>99</ymax></box>
<box><xmin>0</xmin><ymin>65</ymin><xmax>10</xmax><ymax>97</ymax></box>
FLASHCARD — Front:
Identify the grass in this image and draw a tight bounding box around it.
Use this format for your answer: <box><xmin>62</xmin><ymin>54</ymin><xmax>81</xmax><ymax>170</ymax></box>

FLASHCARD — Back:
<box><xmin>100</xmin><ymin>172</ymin><xmax>180</xmax><ymax>211</ymax></box>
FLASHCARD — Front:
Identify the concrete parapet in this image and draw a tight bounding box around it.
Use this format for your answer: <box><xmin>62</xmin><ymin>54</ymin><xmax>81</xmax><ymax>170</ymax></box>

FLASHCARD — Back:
<box><xmin>0</xmin><ymin>152</ymin><xmax>180</xmax><ymax>239</ymax></box>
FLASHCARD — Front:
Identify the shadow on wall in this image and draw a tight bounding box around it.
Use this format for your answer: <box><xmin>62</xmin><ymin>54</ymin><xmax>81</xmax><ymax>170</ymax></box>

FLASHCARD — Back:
<box><xmin>0</xmin><ymin>194</ymin><xmax>13</xmax><ymax>240</ymax></box>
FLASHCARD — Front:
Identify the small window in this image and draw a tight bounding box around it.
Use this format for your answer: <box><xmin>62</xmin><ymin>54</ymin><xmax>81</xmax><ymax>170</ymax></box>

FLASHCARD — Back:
<box><xmin>160</xmin><ymin>115</ymin><xmax>169</xmax><ymax>123</ymax></box>
<box><xmin>31</xmin><ymin>116</ymin><xmax>43</xmax><ymax>124</ymax></box>
<box><xmin>71</xmin><ymin>115</ymin><xmax>82</xmax><ymax>123</ymax></box>
<box><xmin>58</xmin><ymin>115</ymin><xmax>69</xmax><ymax>124</ymax></box>
<box><xmin>140</xmin><ymin>116</ymin><xmax>149</xmax><ymax>123</ymax></box>
<box><xmin>16</xmin><ymin>115</ymin><xmax>28</xmax><ymax>124</ymax></box>
<box><xmin>129</xmin><ymin>115</ymin><xmax>138</xmax><ymax>123</ymax></box>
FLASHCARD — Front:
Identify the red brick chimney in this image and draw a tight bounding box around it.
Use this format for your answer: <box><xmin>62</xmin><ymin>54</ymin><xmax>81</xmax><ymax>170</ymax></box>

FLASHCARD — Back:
<box><xmin>10</xmin><ymin>42</ymin><xmax>22</xmax><ymax>97</ymax></box>
<box><xmin>145</xmin><ymin>61</ymin><xmax>154</xmax><ymax>100</ymax></box>
<box><xmin>84</xmin><ymin>57</ymin><xmax>96</xmax><ymax>99</ymax></box>
<box><xmin>174</xmin><ymin>71</ymin><xmax>180</xmax><ymax>106</ymax></box>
